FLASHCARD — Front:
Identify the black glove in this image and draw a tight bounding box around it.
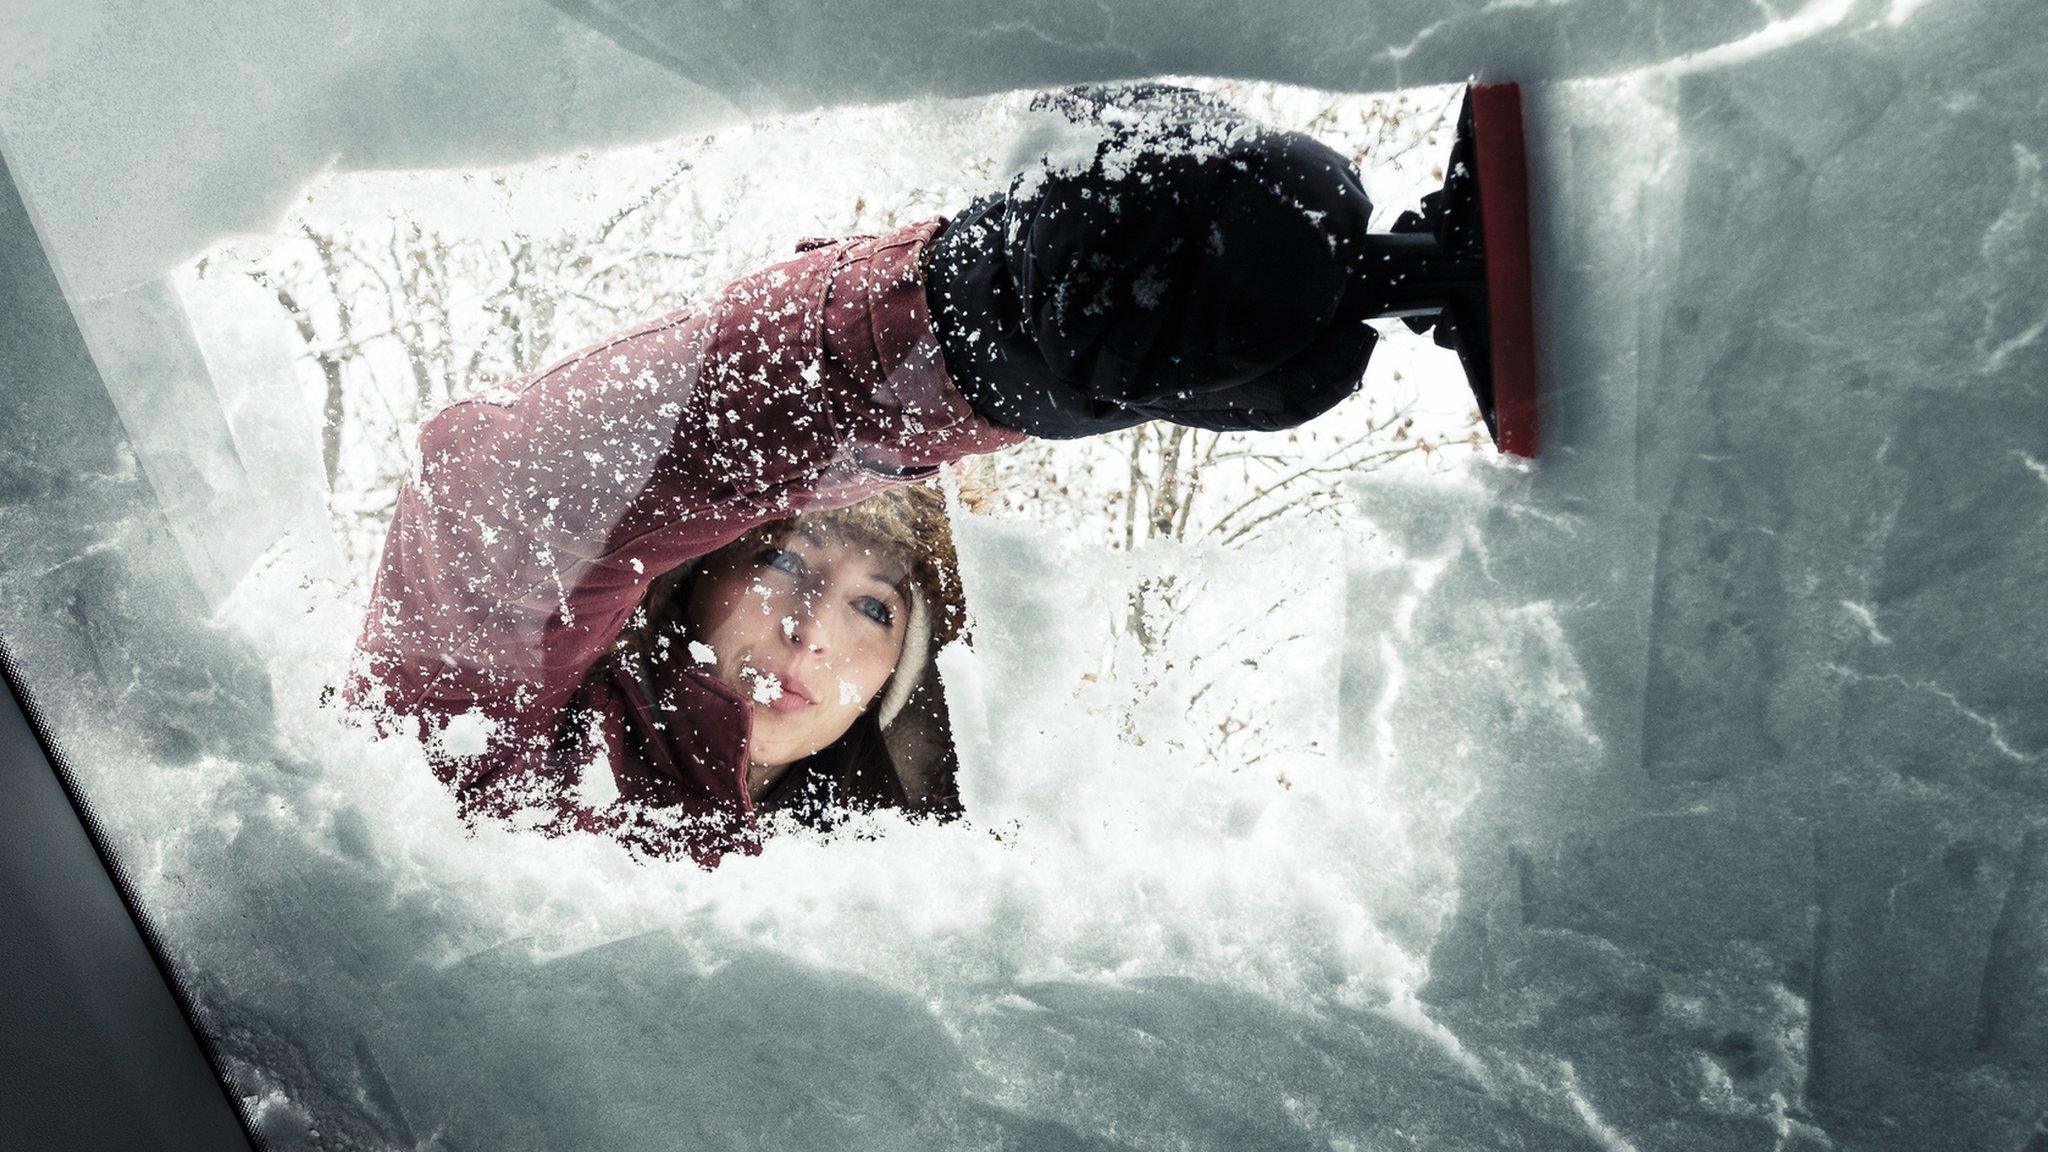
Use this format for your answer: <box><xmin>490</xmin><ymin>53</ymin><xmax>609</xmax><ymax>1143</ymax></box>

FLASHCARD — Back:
<box><xmin>926</xmin><ymin>84</ymin><xmax>1381</xmax><ymax>440</ymax></box>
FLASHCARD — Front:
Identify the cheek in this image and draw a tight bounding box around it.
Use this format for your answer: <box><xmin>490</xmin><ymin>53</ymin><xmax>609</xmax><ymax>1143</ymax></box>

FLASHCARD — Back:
<box><xmin>686</xmin><ymin>576</ymin><xmax>780</xmax><ymax>653</ymax></box>
<box><xmin>823</xmin><ymin>634</ymin><xmax>903</xmax><ymax>703</ymax></box>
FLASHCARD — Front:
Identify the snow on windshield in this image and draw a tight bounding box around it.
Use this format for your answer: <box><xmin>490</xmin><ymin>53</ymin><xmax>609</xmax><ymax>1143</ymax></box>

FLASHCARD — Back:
<box><xmin>5</xmin><ymin>0</ymin><xmax>2043</xmax><ymax>1144</ymax></box>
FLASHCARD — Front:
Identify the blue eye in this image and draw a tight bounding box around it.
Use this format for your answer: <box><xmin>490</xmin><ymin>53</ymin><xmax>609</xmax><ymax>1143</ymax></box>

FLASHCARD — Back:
<box><xmin>757</xmin><ymin>548</ymin><xmax>804</xmax><ymax>576</ymax></box>
<box><xmin>857</xmin><ymin>597</ymin><xmax>894</xmax><ymax>628</ymax></box>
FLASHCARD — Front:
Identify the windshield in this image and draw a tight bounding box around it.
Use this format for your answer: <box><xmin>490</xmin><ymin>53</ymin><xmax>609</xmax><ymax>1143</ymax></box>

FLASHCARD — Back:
<box><xmin>2</xmin><ymin>6</ymin><xmax>2039</xmax><ymax>1150</ymax></box>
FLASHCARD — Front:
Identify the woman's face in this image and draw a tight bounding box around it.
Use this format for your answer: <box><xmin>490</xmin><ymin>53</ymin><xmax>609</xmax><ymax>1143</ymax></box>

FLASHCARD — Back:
<box><xmin>681</xmin><ymin>527</ymin><xmax>911</xmax><ymax>769</ymax></box>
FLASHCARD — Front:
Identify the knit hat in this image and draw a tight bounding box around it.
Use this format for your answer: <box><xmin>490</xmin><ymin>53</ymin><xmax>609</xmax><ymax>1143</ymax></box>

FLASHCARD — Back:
<box><xmin>876</xmin><ymin>583</ymin><xmax>930</xmax><ymax>729</ymax></box>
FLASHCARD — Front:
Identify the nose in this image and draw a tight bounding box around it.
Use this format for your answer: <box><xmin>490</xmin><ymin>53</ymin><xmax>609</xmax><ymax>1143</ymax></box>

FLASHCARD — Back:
<box><xmin>783</xmin><ymin>597</ymin><xmax>831</xmax><ymax>655</ymax></box>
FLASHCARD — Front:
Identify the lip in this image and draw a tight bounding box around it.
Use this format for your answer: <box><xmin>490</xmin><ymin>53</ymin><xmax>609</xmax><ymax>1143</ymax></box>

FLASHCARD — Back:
<box><xmin>752</xmin><ymin>665</ymin><xmax>816</xmax><ymax>711</ymax></box>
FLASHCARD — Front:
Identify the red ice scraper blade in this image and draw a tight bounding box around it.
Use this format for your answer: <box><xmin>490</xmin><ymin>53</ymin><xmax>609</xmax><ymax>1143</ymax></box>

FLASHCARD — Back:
<box><xmin>1470</xmin><ymin>83</ymin><xmax>1539</xmax><ymax>458</ymax></box>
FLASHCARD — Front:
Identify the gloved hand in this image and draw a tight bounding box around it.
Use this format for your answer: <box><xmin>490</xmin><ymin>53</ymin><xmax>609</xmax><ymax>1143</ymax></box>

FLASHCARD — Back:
<box><xmin>925</xmin><ymin>84</ymin><xmax>1381</xmax><ymax>440</ymax></box>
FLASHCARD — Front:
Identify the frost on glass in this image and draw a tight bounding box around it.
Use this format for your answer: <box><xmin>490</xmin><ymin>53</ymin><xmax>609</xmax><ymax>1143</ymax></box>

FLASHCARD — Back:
<box><xmin>1</xmin><ymin>0</ymin><xmax>2045</xmax><ymax>1147</ymax></box>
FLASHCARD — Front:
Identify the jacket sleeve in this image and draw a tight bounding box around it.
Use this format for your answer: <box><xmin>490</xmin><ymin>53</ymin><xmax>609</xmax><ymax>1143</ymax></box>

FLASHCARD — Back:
<box><xmin>345</xmin><ymin>219</ymin><xmax>1025</xmax><ymax>805</ymax></box>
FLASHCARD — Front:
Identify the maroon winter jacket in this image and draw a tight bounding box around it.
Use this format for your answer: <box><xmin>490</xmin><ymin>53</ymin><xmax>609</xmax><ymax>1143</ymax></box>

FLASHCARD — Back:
<box><xmin>347</xmin><ymin>219</ymin><xmax>1025</xmax><ymax>866</ymax></box>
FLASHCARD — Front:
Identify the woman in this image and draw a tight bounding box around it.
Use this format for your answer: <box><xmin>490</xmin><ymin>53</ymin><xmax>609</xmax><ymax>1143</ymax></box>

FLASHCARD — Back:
<box><xmin>614</xmin><ymin>481</ymin><xmax>977</xmax><ymax>826</ymax></box>
<box><xmin>348</xmin><ymin>85</ymin><xmax>1384</xmax><ymax>865</ymax></box>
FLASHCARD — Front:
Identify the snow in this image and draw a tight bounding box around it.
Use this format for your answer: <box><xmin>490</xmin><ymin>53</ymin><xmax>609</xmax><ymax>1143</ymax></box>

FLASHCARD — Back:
<box><xmin>1</xmin><ymin>3</ymin><xmax>2045</xmax><ymax>1151</ymax></box>
<box><xmin>434</xmin><ymin>709</ymin><xmax>499</xmax><ymax>759</ymax></box>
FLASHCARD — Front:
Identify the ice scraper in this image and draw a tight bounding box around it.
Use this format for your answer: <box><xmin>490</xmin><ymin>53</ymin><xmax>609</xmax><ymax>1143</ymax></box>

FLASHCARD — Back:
<box><xmin>1359</xmin><ymin>83</ymin><xmax>1540</xmax><ymax>458</ymax></box>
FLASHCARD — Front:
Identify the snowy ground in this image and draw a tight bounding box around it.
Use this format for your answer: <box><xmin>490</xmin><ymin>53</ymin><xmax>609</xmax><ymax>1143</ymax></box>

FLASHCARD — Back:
<box><xmin>2</xmin><ymin>1</ymin><xmax>2045</xmax><ymax>1149</ymax></box>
